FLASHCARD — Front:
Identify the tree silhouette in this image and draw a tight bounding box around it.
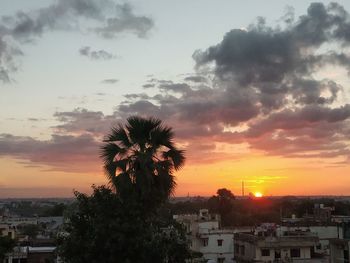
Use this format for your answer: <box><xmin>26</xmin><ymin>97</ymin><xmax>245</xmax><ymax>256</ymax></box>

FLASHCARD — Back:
<box><xmin>0</xmin><ymin>236</ymin><xmax>15</xmax><ymax>262</ymax></box>
<box><xmin>100</xmin><ymin>116</ymin><xmax>185</xmax><ymax>211</ymax></box>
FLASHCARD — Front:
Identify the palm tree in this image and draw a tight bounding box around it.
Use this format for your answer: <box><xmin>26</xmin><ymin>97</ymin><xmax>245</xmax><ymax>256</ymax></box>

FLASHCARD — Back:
<box><xmin>100</xmin><ymin>116</ymin><xmax>185</xmax><ymax>210</ymax></box>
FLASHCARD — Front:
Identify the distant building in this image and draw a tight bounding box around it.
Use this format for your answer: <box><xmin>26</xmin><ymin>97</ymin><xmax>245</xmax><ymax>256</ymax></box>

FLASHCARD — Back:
<box><xmin>279</xmin><ymin>224</ymin><xmax>342</xmax><ymax>256</ymax></box>
<box><xmin>0</xmin><ymin>224</ymin><xmax>16</xmax><ymax>239</ymax></box>
<box><xmin>314</xmin><ymin>204</ymin><xmax>335</xmax><ymax>222</ymax></box>
<box><xmin>174</xmin><ymin>209</ymin><xmax>235</xmax><ymax>263</ymax></box>
<box><xmin>234</xmin><ymin>224</ymin><xmax>326</xmax><ymax>263</ymax></box>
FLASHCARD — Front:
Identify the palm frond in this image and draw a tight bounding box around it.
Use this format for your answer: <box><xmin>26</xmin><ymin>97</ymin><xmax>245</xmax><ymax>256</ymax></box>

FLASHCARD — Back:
<box><xmin>162</xmin><ymin>148</ymin><xmax>185</xmax><ymax>170</ymax></box>
<box><xmin>126</xmin><ymin>116</ymin><xmax>162</xmax><ymax>147</ymax></box>
<box><xmin>103</xmin><ymin>162</ymin><xmax>117</xmax><ymax>181</ymax></box>
<box><xmin>104</xmin><ymin>124</ymin><xmax>132</xmax><ymax>148</ymax></box>
<box><xmin>150</xmin><ymin>125</ymin><xmax>174</xmax><ymax>149</ymax></box>
<box><xmin>100</xmin><ymin>143</ymin><xmax>125</xmax><ymax>164</ymax></box>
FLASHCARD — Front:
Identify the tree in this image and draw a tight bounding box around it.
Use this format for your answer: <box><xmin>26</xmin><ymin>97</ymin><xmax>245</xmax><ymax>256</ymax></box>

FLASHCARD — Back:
<box><xmin>208</xmin><ymin>188</ymin><xmax>235</xmax><ymax>226</ymax></box>
<box><xmin>58</xmin><ymin>116</ymin><xmax>190</xmax><ymax>262</ymax></box>
<box><xmin>100</xmin><ymin>116</ymin><xmax>185</xmax><ymax>212</ymax></box>
<box><xmin>0</xmin><ymin>236</ymin><xmax>15</xmax><ymax>262</ymax></box>
<box><xmin>18</xmin><ymin>224</ymin><xmax>40</xmax><ymax>239</ymax></box>
<box><xmin>58</xmin><ymin>186</ymin><xmax>190</xmax><ymax>263</ymax></box>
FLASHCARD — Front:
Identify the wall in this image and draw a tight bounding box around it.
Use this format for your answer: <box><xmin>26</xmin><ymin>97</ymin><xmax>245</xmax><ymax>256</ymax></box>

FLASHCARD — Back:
<box><xmin>200</xmin><ymin>231</ymin><xmax>234</xmax><ymax>262</ymax></box>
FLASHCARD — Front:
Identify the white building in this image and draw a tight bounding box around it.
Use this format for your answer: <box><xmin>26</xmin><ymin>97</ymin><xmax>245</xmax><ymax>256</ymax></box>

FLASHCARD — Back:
<box><xmin>174</xmin><ymin>209</ymin><xmax>234</xmax><ymax>263</ymax></box>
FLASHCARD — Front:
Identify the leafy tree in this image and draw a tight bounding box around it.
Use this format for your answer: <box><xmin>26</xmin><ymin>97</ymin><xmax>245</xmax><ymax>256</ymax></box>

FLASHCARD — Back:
<box><xmin>208</xmin><ymin>188</ymin><xmax>235</xmax><ymax>226</ymax></box>
<box><xmin>18</xmin><ymin>224</ymin><xmax>40</xmax><ymax>239</ymax></box>
<box><xmin>0</xmin><ymin>236</ymin><xmax>15</xmax><ymax>261</ymax></box>
<box><xmin>41</xmin><ymin>203</ymin><xmax>66</xmax><ymax>217</ymax></box>
<box><xmin>58</xmin><ymin>186</ymin><xmax>190</xmax><ymax>263</ymax></box>
<box><xmin>100</xmin><ymin>116</ymin><xmax>185</xmax><ymax>212</ymax></box>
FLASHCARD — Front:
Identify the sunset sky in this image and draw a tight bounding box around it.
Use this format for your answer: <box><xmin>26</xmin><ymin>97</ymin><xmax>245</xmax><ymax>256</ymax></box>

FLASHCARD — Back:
<box><xmin>1</xmin><ymin>0</ymin><xmax>350</xmax><ymax>197</ymax></box>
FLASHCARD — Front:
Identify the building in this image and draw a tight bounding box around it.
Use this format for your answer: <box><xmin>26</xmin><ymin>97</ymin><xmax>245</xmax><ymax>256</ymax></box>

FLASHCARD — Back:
<box><xmin>174</xmin><ymin>209</ymin><xmax>235</xmax><ymax>263</ymax></box>
<box><xmin>329</xmin><ymin>238</ymin><xmax>350</xmax><ymax>263</ymax></box>
<box><xmin>0</xmin><ymin>224</ymin><xmax>16</xmax><ymax>239</ymax></box>
<box><xmin>234</xmin><ymin>225</ymin><xmax>325</xmax><ymax>263</ymax></box>
<box><xmin>4</xmin><ymin>246</ymin><xmax>58</xmax><ymax>263</ymax></box>
<box><xmin>279</xmin><ymin>224</ymin><xmax>342</xmax><ymax>256</ymax></box>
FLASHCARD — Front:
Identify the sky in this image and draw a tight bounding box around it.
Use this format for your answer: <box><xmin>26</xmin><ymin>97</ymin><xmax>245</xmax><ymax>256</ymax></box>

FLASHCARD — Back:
<box><xmin>1</xmin><ymin>0</ymin><xmax>350</xmax><ymax>197</ymax></box>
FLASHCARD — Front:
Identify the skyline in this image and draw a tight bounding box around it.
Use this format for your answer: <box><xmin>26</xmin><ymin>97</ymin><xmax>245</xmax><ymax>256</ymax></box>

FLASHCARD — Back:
<box><xmin>2</xmin><ymin>0</ymin><xmax>350</xmax><ymax>197</ymax></box>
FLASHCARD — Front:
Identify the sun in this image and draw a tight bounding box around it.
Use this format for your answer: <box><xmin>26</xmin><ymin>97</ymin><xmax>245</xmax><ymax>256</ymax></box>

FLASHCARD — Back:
<box><xmin>254</xmin><ymin>192</ymin><xmax>263</xmax><ymax>198</ymax></box>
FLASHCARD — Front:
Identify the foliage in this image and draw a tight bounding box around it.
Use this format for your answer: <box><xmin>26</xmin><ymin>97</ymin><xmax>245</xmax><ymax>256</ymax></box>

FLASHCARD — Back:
<box><xmin>0</xmin><ymin>236</ymin><xmax>15</xmax><ymax>261</ymax></box>
<box><xmin>58</xmin><ymin>186</ymin><xmax>190</xmax><ymax>263</ymax></box>
<box><xmin>208</xmin><ymin>188</ymin><xmax>235</xmax><ymax>226</ymax></box>
<box><xmin>59</xmin><ymin>116</ymin><xmax>190</xmax><ymax>262</ymax></box>
<box><xmin>18</xmin><ymin>224</ymin><xmax>40</xmax><ymax>239</ymax></box>
<box><xmin>100</xmin><ymin>116</ymin><xmax>185</xmax><ymax>212</ymax></box>
<box><xmin>42</xmin><ymin>203</ymin><xmax>66</xmax><ymax>217</ymax></box>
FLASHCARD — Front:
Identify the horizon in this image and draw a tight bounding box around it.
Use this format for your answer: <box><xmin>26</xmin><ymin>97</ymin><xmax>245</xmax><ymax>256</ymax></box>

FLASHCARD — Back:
<box><xmin>1</xmin><ymin>0</ymin><xmax>350</xmax><ymax>198</ymax></box>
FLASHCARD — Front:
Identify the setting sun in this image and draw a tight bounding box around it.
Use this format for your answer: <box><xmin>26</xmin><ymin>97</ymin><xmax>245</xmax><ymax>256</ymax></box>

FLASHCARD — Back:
<box><xmin>254</xmin><ymin>192</ymin><xmax>263</xmax><ymax>198</ymax></box>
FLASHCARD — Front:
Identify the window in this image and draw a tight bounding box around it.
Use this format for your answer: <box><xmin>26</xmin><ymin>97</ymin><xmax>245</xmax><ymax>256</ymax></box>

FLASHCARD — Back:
<box><xmin>234</xmin><ymin>244</ymin><xmax>240</xmax><ymax>254</ymax></box>
<box><xmin>291</xmin><ymin>248</ymin><xmax>301</xmax><ymax>258</ymax></box>
<box><xmin>240</xmin><ymin>245</ymin><xmax>245</xmax><ymax>255</ymax></box>
<box><xmin>344</xmin><ymin>249</ymin><xmax>349</xmax><ymax>262</ymax></box>
<box><xmin>217</xmin><ymin>258</ymin><xmax>225</xmax><ymax>263</ymax></box>
<box><xmin>202</xmin><ymin>238</ymin><xmax>208</xmax><ymax>246</ymax></box>
<box><xmin>316</xmin><ymin>243</ymin><xmax>322</xmax><ymax>250</ymax></box>
<box><xmin>261</xmin><ymin>249</ymin><xmax>270</xmax><ymax>257</ymax></box>
<box><xmin>217</xmin><ymin>239</ymin><xmax>223</xmax><ymax>246</ymax></box>
<box><xmin>275</xmin><ymin>250</ymin><xmax>281</xmax><ymax>259</ymax></box>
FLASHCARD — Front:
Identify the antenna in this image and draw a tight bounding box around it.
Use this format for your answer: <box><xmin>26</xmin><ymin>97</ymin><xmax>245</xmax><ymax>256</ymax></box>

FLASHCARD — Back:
<box><xmin>242</xmin><ymin>181</ymin><xmax>244</xmax><ymax>197</ymax></box>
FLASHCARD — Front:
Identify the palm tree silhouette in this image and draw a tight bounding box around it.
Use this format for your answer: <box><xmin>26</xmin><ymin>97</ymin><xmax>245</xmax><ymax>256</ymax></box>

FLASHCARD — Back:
<box><xmin>101</xmin><ymin>116</ymin><xmax>185</xmax><ymax>210</ymax></box>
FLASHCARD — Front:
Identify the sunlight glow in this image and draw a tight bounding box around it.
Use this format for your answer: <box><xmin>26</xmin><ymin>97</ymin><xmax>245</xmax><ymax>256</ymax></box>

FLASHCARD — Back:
<box><xmin>254</xmin><ymin>192</ymin><xmax>263</xmax><ymax>198</ymax></box>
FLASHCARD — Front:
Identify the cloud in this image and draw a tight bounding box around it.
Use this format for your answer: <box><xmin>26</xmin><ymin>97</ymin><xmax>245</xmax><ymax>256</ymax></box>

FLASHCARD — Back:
<box><xmin>79</xmin><ymin>46</ymin><xmax>118</xmax><ymax>60</ymax></box>
<box><xmin>184</xmin><ymin>75</ymin><xmax>208</xmax><ymax>83</ymax></box>
<box><xmin>3</xmin><ymin>3</ymin><xmax>350</xmax><ymax>172</ymax></box>
<box><xmin>116</xmin><ymin>2</ymin><xmax>350</xmax><ymax>161</ymax></box>
<box><xmin>0</xmin><ymin>108</ymin><xmax>121</xmax><ymax>173</ymax></box>
<box><xmin>0</xmin><ymin>133</ymin><xmax>100</xmax><ymax>173</ymax></box>
<box><xmin>0</xmin><ymin>0</ymin><xmax>153</xmax><ymax>82</ymax></box>
<box><xmin>94</xmin><ymin>3</ymin><xmax>154</xmax><ymax>38</ymax></box>
<box><xmin>101</xmin><ymin>78</ymin><xmax>118</xmax><ymax>84</ymax></box>
<box><xmin>53</xmin><ymin>108</ymin><xmax>118</xmax><ymax>135</ymax></box>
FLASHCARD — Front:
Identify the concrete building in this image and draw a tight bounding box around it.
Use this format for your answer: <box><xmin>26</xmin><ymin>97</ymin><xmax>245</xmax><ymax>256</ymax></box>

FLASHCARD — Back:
<box><xmin>4</xmin><ymin>246</ymin><xmax>58</xmax><ymax>263</ymax></box>
<box><xmin>0</xmin><ymin>224</ymin><xmax>16</xmax><ymax>239</ymax></box>
<box><xmin>234</xmin><ymin>225</ymin><xmax>325</xmax><ymax>263</ymax></box>
<box><xmin>329</xmin><ymin>239</ymin><xmax>350</xmax><ymax>263</ymax></box>
<box><xmin>174</xmin><ymin>209</ymin><xmax>234</xmax><ymax>263</ymax></box>
<box><xmin>279</xmin><ymin>224</ymin><xmax>343</xmax><ymax>256</ymax></box>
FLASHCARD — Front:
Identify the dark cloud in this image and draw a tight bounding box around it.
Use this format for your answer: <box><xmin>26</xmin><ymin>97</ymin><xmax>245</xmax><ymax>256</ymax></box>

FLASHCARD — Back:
<box><xmin>0</xmin><ymin>0</ymin><xmax>153</xmax><ymax>82</ymax></box>
<box><xmin>79</xmin><ymin>46</ymin><xmax>118</xmax><ymax>60</ymax></box>
<box><xmin>0</xmin><ymin>133</ymin><xmax>100</xmax><ymax>173</ymax></box>
<box><xmin>3</xmin><ymin>3</ymin><xmax>350</xmax><ymax>170</ymax></box>
<box><xmin>53</xmin><ymin>108</ymin><xmax>118</xmax><ymax>135</ymax></box>
<box><xmin>101</xmin><ymin>78</ymin><xmax>118</xmax><ymax>84</ymax></box>
<box><xmin>184</xmin><ymin>75</ymin><xmax>208</xmax><ymax>83</ymax></box>
<box><xmin>94</xmin><ymin>3</ymin><xmax>154</xmax><ymax>38</ymax></box>
<box><xmin>0</xmin><ymin>108</ymin><xmax>121</xmax><ymax>173</ymax></box>
<box><xmin>142</xmin><ymin>83</ymin><xmax>155</xmax><ymax>88</ymax></box>
<box><xmin>116</xmin><ymin>2</ymin><xmax>350</xmax><ymax>161</ymax></box>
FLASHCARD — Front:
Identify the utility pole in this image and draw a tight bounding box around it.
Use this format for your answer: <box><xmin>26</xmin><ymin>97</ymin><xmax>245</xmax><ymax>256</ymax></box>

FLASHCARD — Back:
<box><xmin>242</xmin><ymin>181</ymin><xmax>244</xmax><ymax>197</ymax></box>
